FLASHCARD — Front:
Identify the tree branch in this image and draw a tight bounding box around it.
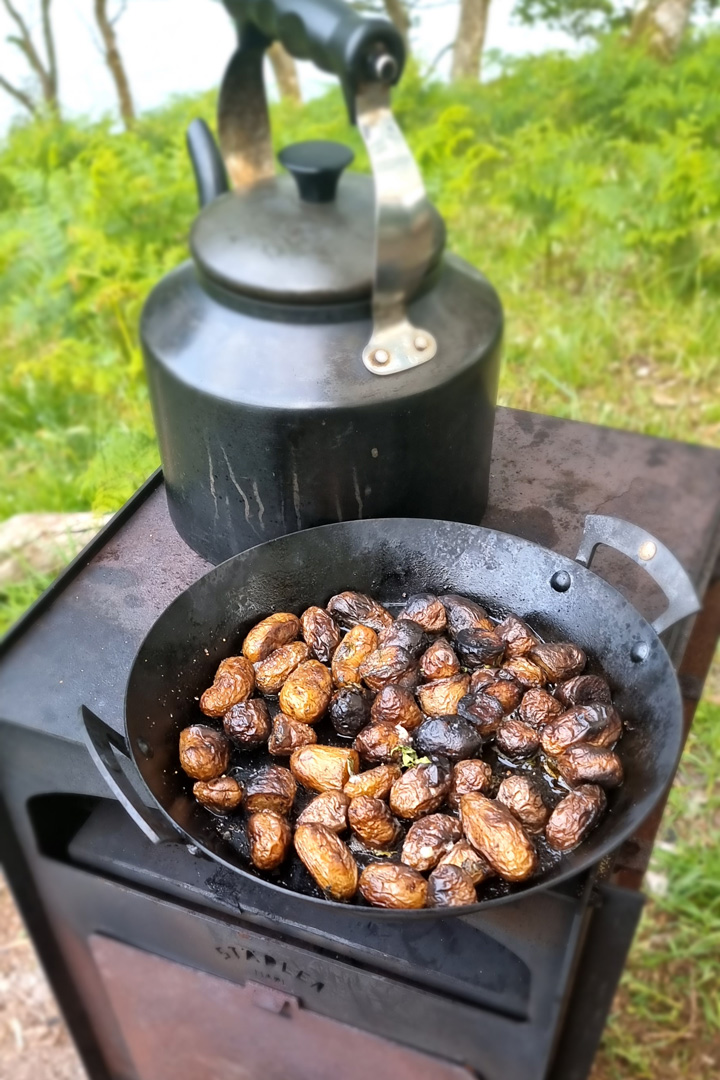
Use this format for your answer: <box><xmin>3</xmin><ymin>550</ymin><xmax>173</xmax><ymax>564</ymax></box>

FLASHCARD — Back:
<box><xmin>40</xmin><ymin>0</ymin><xmax>58</xmax><ymax>95</ymax></box>
<box><xmin>0</xmin><ymin>72</ymin><xmax>37</xmax><ymax>113</ymax></box>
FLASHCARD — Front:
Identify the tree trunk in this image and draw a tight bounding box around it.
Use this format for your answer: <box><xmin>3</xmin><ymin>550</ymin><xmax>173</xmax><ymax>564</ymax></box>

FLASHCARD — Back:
<box><xmin>94</xmin><ymin>0</ymin><xmax>135</xmax><ymax>128</ymax></box>
<box><xmin>267</xmin><ymin>42</ymin><xmax>302</xmax><ymax>104</ymax></box>
<box><xmin>629</xmin><ymin>0</ymin><xmax>694</xmax><ymax>59</ymax></box>
<box><xmin>451</xmin><ymin>0</ymin><xmax>492</xmax><ymax>81</ymax></box>
<box><xmin>383</xmin><ymin>0</ymin><xmax>411</xmax><ymax>46</ymax></box>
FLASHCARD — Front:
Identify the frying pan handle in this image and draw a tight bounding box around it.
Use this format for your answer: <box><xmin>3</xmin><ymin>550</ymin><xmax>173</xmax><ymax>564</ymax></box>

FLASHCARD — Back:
<box><xmin>81</xmin><ymin>705</ymin><xmax>179</xmax><ymax>846</ymax></box>
<box><xmin>575</xmin><ymin>515</ymin><xmax>701</xmax><ymax>635</ymax></box>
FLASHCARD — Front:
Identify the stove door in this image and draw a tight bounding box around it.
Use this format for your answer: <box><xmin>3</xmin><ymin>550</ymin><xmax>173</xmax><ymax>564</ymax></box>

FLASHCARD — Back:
<box><xmin>90</xmin><ymin>935</ymin><xmax>475</xmax><ymax>1080</ymax></box>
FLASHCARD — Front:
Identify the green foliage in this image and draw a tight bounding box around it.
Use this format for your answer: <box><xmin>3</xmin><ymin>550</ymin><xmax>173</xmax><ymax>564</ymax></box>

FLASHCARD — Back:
<box><xmin>515</xmin><ymin>0</ymin><xmax>719</xmax><ymax>40</ymax></box>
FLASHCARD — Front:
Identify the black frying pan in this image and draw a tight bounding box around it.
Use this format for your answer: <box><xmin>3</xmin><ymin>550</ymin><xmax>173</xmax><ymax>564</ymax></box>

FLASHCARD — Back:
<box><xmin>84</xmin><ymin>515</ymin><xmax>699</xmax><ymax>917</ymax></box>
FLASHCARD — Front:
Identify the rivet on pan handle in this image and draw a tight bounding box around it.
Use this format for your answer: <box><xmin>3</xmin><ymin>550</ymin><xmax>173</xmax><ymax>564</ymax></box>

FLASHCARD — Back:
<box><xmin>81</xmin><ymin>705</ymin><xmax>179</xmax><ymax>846</ymax></box>
<box><xmin>575</xmin><ymin>515</ymin><xmax>701</xmax><ymax>635</ymax></box>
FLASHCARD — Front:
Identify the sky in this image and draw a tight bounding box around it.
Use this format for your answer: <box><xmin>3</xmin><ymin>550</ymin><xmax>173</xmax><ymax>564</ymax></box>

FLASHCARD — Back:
<box><xmin>0</xmin><ymin>0</ymin><xmax>578</xmax><ymax>134</ymax></box>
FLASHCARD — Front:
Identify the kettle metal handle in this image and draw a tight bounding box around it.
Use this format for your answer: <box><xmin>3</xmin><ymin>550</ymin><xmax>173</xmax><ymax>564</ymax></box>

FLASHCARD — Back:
<box><xmin>216</xmin><ymin>0</ymin><xmax>438</xmax><ymax>376</ymax></box>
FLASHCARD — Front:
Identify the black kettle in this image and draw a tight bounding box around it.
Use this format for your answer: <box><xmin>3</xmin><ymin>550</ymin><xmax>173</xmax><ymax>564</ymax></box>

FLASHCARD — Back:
<box><xmin>140</xmin><ymin>0</ymin><xmax>503</xmax><ymax>564</ymax></box>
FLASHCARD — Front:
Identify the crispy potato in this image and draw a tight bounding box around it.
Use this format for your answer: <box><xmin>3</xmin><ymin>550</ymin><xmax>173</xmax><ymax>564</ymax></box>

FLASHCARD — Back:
<box><xmin>541</xmin><ymin>704</ymin><xmax>622</xmax><ymax>756</ymax></box>
<box><xmin>401</xmin><ymin>814</ymin><xmax>462</xmax><ymax>871</ymax></box>
<box><xmin>242</xmin><ymin>613</ymin><xmax>300</xmax><ymax>664</ymax></box>
<box><xmin>354</xmin><ymin>722</ymin><xmax>412</xmax><ymax>765</ymax></box>
<box><xmin>414</xmin><ymin>715</ymin><xmax>482</xmax><ymax>761</ymax></box>
<box><xmin>546</xmin><ymin>785</ymin><xmax>607</xmax><ymax>851</ymax></box>
<box><xmin>359</xmin><ymin>646</ymin><xmax>418</xmax><ymax>692</ymax></box>
<box><xmin>437</xmin><ymin>840</ymin><xmax>493</xmax><ymax>884</ymax></box>
<box><xmin>290</xmin><ymin>745</ymin><xmax>360</xmax><ymax>793</ymax></box>
<box><xmin>555</xmin><ymin>745</ymin><xmax>624</xmax><ymax>788</ymax></box>
<box><xmin>399</xmin><ymin>593</ymin><xmax>447</xmax><ymax>633</ymax></box>
<box><xmin>331</xmin><ymin>624</ymin><xmax>378</xmax><ymax>689</ymax></box>
<box><xmin>502</xmin><ymin>656</ymin><xmax>547</xmax><ymax>689</ymax></box>
<box><xmin>254</xmin><ymin>641</ymin><xmax>310</xmax><ymax>695</ymax></box>
<box><xmin>439</xmin><ymin>594</ymin><xmax>493</xmax><ymax>637</ymax></box>
<box><xmin>200</xmin><ymin>655</ymin><xmax>255</xmax><ymax>717</ymax></box>
<box><xmin>556</xmin><ymin>674</ymin><xmax>612</xmax><ymax>708</ymax></box>
<box><xmin>328</xmin><ymin>687</ymin><xmax>372</xmax><ymax>738</ymax></box>
<box><xmin>371</xmin><ymin>685</ymin><xmax>424</xmax><ymax>731</ymax></box>
<box><xmin>496</xmin><ymin>718</ymin><xmax>541</xmax><ymax>757</ymax></box>
<box><xmin>378</xmin><ymin>619</ymin><xmax>428</xmax><ymax>658</ymax></box>
<box><xmin>244</xmin><ymin>766</ymin><xmax>296</xmax><ymax>815</ymax></box>
<box><xmin>447</xmin><ymin>759</ymin><xmax>493</xmax><ymax>810</ymax></box>
<box><xmin>300</xmin><ymin>606</ymin><xmax>342</xmax><ymax>663</ymax></box>
<box><xmin>359</xmin><ymin>863</ymin><xmax>428</xmax><ymax>909</ymax></box>
<box><xmin>389</xmin><ymin>762</ymin><xmax>451</xmax><ymax>820</ymax></box>
<box><xmin>416</xmin><ymin>674</ymin><xmax>470</xmax><ymax>717</ymax></box>
<box><xmin>294</xmin><ymin>824</ymin><xmax>358</xmax><ymax>901</ymax></box>
<box><xmin>419</xmin><ymin>639</ymin><xmax>461</xmax><ymax>681</ymax></box>
<box><xmin>457</xmin><ymin>690</ymin><xmax>505</xmax><ymax>736</ymax></box>
<box><xmin>348</xmin><ymin>795</ymin><xmax>400</xmax><ymax>848</ymax></box>
<box><xmin>326</xmin><ymin>592</ymin><xmax>393</xmax><ymax>633</ymax></box>
<box><xmin>297</xmin><ymin>790</ymin><xmax>350</xmax><ymax>833</ymax></box>
<box><xmin>223</xmin><ymin>698</ymin><xmax>271</xmax><ymax>748</ymax></box>
<box><xmin>247</xmin><ymin>811</ymin><xmax>292</xmax><ymax>870</ymax></box>
<box><xmin>428</xmin><ymin>865</ymin><xmax>477</xmax><ymax>907</ymax></box>
<box><xmin>484</xmin><ymin>677</ymin><xmax>523</xmax><ymax>714</ymax></box>
<box><xmin>496</xmin><ymin>776</ymin><xmax>549</xmax><ymax>833</ymax></box>
<box><xmin>267</xmin><ymin>714</ymin><xmax>317</xmax><ymax>756</ymax></box>
<box><xmin>455</xmin><ymin>627</ymin><xmax>505</xmax><ymax>669</ymax></box>
<box><xmin>496</xmin><ymin>614</ymin><xmax>538</xmax><ymax>658</ymax></box>
<box><xmin>179</xmin><ymin>725</ymin><xmax>230</xmax><ymax>781</ymax></box>
<box><xmin>193</xmin><ymin>776</ymin><xmax>243</xmax><ymax>812</ymax></box>
<box><xmin>519</xmin><ymin>688</ymin><xmax>564</xmax><ymax>728</ymax></box>
<box><xmin>278</xmin><ymin>660</ymin><xmax>333</xmax><ymax>724</ymax></box>
<box><xmin>460</xmin><ymin>793</ymin><xmax>538</xmax><ymax>882</ymax></box>
<box><xmin>344</xmin><ymin>763</ymin><xmax>402</xmax><ymax>801</ymax></box>
<box><xmin>531</xmin><ymin>642</ymin><xmax>586</xmax><ymax>682</ymax></box>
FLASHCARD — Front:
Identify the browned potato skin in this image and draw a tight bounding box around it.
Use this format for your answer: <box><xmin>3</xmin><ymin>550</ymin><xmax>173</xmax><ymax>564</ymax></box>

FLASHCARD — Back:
<box><xmin>496</xmin><ymin>718</ymin><xmax>541</xmax><ymax>757</ymax></box>
<box><xmin>439</xmin><ymin>594</ymin><xmax>493</xmax><ymax>637</ymax></box>
<box><xmin>401</xmin><ymin>814</ymin><xmax>462</xmax><ymax>871</ymax></box>
<box><xmin>437</xmin><ymin>840</ymin><xmax>493</xmax><ymax>884</ymax></box>
<box><xmin>557</xmin><ymin>674</ymin><xmax>612</xmax><ymax>708</ymax></box>
<box><xmin>193</xmin><ymin>776</ymin><xmax>243</xmax><ymax>812</ymax></box>
<box><xmin>359</xmin><ymin>646</ymin><xmax>418</xmax><ymax>692</ymax></box>
<box><xmin>496</xmin><ymin>614</ymin><xmax>538</xmax><ymax>658</ymax></box>
<box><xmin>297</xmin><ymin>790</ymin><xmax>350</xmax><ymax>833</ymax></box>
<box><xmin>502</xmin><ymin>656</ymin><xmax>547</xmax><ymax>689</ymax></box>
<box><xmin>546</xmin><ymin>785</ymin><xmax>607</xmax><ymax>851</ymax></box>
<box><xmin>331</xmin><ymin>625</ymin><xmax>378</xmax><ymax>688</ymax></box>
<box><xmin>242</xmin><ymin>613</ymin><xmax>300</xmax><ymax>664</ymax></box>
<box><xmin>460</xmin><ymin>793</ymin><xmax>538</xmax><ymax>882</ymax></box>
<box><xmin>359</xmin><ymin>863</ymin><xmax>428</xmax><ymax>909</ymax></box>
<box><xmin>294</xmin><ymin>824</ymin><xmax>358</xmax><ymax>901</ymax></box>
<box><xmin>419</xmin><ymin>639</ymin><xmax>461</xmax><ymax>681</ymax></box>
<box><xmin>300</xmin><ymin>606</ymin><xmax>341</xmax><ymax>663</ymax></box>
<box><xmin>447</xmin><ymin>759</ymin><xmax>493</xmax><ymax>809</ymax></box>
<box><xmin>290</xmin><ymin>745</ymin><xmax>360</xmax><ymax>793</ymax></box>
<box><xmin>389</xmin><ymin>763</ymin><xmax>451</xmax><ymax>820</ymax></box>
<box><xmin>541</xmin><ymin>704</ymin><xmax>622</xmax><ymax>757</ymax></box>
<box><xmin>496</xmin><ymin>776</ymin><xmax>549</xmax><ymax>833</ymax></box>
<box><xmin>468</xmin><ymin>669</ymin><xmax>496</xmax><ymax>693</ymax></box>
<box><xmin>254</xmin><ymin>641</ymin><xmax>310</xmax><ymax>695</ymax></box>
<box><xmin>348</xmin><ymin>796</ymin><xmax>400</xmax><ymax>848</ymax></box>
<box><xmin>278</xmin><ymin>660</ymin><xmax>333</xmax><ymax>723</ymax></box>
<box><xmin>555</xmin><ymin>745</ymin><xmax>624</xmax><ymax>788</ymax></box>
<box><xmin>399</xmin><ymin>593</ymin><xmax>447</xmax><ymax>633</ymax></box>
<box><xmin>267</xmin><ymin>714</ymin><xmax>317</xmax><ymax>756</ymax></box>
<box><xmin>244</xmin><ymin>766</ymin><xmax>297</xmax><ymax>815</ymax></box>
<box><xmin>428</xmin><ymin>865</ymin><xmax>478</xmax><ymax>907</ymax></box>
<box><xmin>247</xmin><ymin>811</ymin><xmax>292</xmax><ymax>870</ymax></box>
<box><xmin>531</xmin><ymin>642</ymin><xmax>586</xmax><ymax>682</ymax></box>
<box><xmin>179</xmin><ymin>725</ymin><xmax>230</xmax><ymax>780</ymax></box>
<box><xmin>200</xmin><ymin>656</ymin><xmax>255</xmax><ymax>717</ymax></box>
<box><xmin>223</xmin><ymin>698</ymin><xmax>271</xmax><ymax>748</ymax></box>
<box><xmin>519</xmin><ymin>688</ymin><xmax>564</xmax><ymax>728</ymax></box>
<box><xmin>326</xmin><ymin>592</ymin><xmax>393</xmax><ymax>633</ymax></box>
<box><xmin>416</xmin><ymin>674</ymin><xmax>470</xmax><ymax>717</ymax></box>
<box><xmin>354</xmin><ymin>721</ymin><xmax>412</xmax><ymax>764</ymax></box>
<box><xmin>370</xmin><ymin>686</ymin><xmax>424</xmax><ymax>731</ymax></box>
<box><xmin>344</xmin><ymin>763</ymin><xmax>402</xmax><ymax>801</ymax></box>
<box><xmin>484</xmin><ymin>678</ymin><xmax>523</xmax><ymax>714</ymax></box>
<box><xmin>458</xmin><ymin>690</ymin><xmax>505</xmax><ymax>736</ymax></box>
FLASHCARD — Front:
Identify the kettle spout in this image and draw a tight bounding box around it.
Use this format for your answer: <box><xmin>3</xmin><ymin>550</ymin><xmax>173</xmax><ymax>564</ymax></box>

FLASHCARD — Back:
<box><xmin>187</xmin><ymin>119</ymin><xmax>229</xmax><ymax>208</ymax></box>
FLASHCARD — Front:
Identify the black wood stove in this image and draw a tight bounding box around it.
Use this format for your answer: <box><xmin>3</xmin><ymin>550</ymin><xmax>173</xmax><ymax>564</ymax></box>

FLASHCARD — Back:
<box><xmin>1</xmin><ymin>409</ymin><xmax>719</xmax><ymax>1080</ymax></box>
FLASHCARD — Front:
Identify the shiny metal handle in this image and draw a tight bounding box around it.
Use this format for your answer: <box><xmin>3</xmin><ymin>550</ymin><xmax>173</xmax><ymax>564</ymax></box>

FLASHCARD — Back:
<box><xmin>575</xmin><ymin>515</ymin><xmax>701</xmax><ymax>634</ymax></box>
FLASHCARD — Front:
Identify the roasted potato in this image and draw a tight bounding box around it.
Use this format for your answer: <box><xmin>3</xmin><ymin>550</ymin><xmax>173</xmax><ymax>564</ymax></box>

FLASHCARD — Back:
<box><xmin>437</xmin><ymin>839</ymin><xmax>493</xmax><ymax>884</ymax></box>
<box><xmin>244</xmin><ymin>765</ymin><xmax>297</xmax><ymax>815</ymax></box>
<box><xmin>541</xmin><ymin>704</ymin><xmax>622</xmax><ymax>757</ymax></box>
<box><xmin>555</xmin><ymin>745</ymin><xmax>624</xmax><ymax>788</ymax></box>
<box><xmin>455</xmin><ymin>627</ymin><xmax>505</xmax><ymax>669</ymax></box>
<box><xmin>200</xmin><ymin>655</ymin><xmax>255</xmax><ymax>717</ymax></box>
<box><xmin>427</xmin><ymin>865</ymin><xmax>477</xmax><ymax>907</ymax></box>
<box><xmin>416</xmin><ymin>674</ymin><xmax>470</xmax><ymax>717</ymax></box>
<box><xmin>344</xmin><ymin>763</ymin><xmax>402</xmax><ymax>801</ymax></box>
<box><xmin>460</xmin><ymin>793</ymin><xmax>538</xmax><ymax>882</ymax></box>
<box><xmin>348</xmin><ymin>795</ymin><xmax>400</xmax><ymax>848</ymax></box>
<box><xmin>457</xmin><ymin>690</ymin><xmax>505</xmax><ymax>736</ymax></box>
<box><xmin>358</xmin><ymin>646</ymin><xmax>418</xmax><ymax>692</ymax></box>
<box><xmin>370</xmin><ymin>685</ymin><xmax>424</xmax><ymax>731</ymax></box>
<box><xmin>530</xmin><ymin>642</ymin><xmax>586</xmax><ymax>682</ymax></box>
<box><xmin>223</xmin><ymin>698</ymin><xmax>271</xmax><ymax>748</ymax></box>
<box><xmin>326</xmin><ymin>592</ymin><xmax>393</xmax><ymax>633</ymax></box>
<box><xmin>378</xmin><ymin>618</ymin><xmax>428</xmax><ymax>658</ymax></box>
<box><xmin>294</xmin><ymin>823</ymin><xmax>358</xmax><ymax>901</ymax></box>
<box><xmin>545</xmin><ymin>785</ymin><xmax>607</xmax><ymax>851</ymax></box>
<box><xmin>278</xmin><ymin>660</ymin><xmax>333</xmax><ymax>724</ymax></box>
<box><xmin>300</xmin><ymin>606</ymin><xmax>342</xmax><ymax>663</ymax></box>
<box><xmin>414</xmin><ymin>715</ymin><xmax>483</xmax><ymax>761</ymax></box>
<box><xmin>496</xmin><ymin>776</ymin><xmax>549</xmax><ymax>833</ymax></box>
<box><xmin>247</xmin><ymin>810</ymin><xmax>292</xmax><ymax>870</ymax></box>
<box><xmin>399</xmin><ymin>593</ymin><xmax>447</xmax><ymax>633</ymax></box>
<box><xmin>439</xmin><ymin>594</ymin><xmax>493</xmax><ymax>637</ymax></box>
<box><xmin>447</xmin><ymin>758</ymin><xmax>493</xmax><ymax>809</ymax></box>
<box><xmin>389</xmin><ymin>762</ymin><xmax>451</xmax><ymax>820</ymax></box>
<box><xmin>502</xmin><ymin>657</ymin><xmax>547</xmax><ymax>689</ymax></box>
<box><xmin>290</xmin><ymin>745</ymin><xmax>360</xmax><ymax>793</ymax></box>
<box><xmin>401</xmin><ymin>814</ymin><xmax>462</xmax><ymax>871</ymax></box>
<box><xmin>468</xmin><ymin>669</ymin><xmax>496</xmax><ymax>693</ymax></box>
<box><xmin>254</xmin><ymin>641</ymin><xmax>310</xmax><ymax>695</ymax></box>
<box><xmin>496</xmin><ymin>614</ymin><xmax>538</xmax><ymax>658</ymax></box>
<box><xmin>519</xmin><ymin>688</ymin><xmax>564</xmax><ymax>728</ymax></box>
<box><xmin>267</xmin><ymin>714</ymin><xmax>317</xmax><ymax>756</ymax></box>
<box><xmin>179</xmin><ymin>725</ymin><xmax>230</xmax><ymax>781</ymax></box>
<box><xmin>328</xmin><ymin>687</ymin><xmax>372</xmax><ymax>738</ymax></box>
<box><xmin>242</xmin><ymin>613</ymin><xmax>300</xmax><ymax>664</ymax></box>
<box><xmin>496</xmin><ymin>718</ymin><xmax>541</xmax><ymax>757</ymax></box>
<box><xmin>484</xmin><ymin>677</ymin><xmax>523</xmax><ymax>715</ymax></box>
<box><xmin>331</xmin><ymin>624</ymin><xmax>378</xmax><ymax>689</ymax></box>
<box><xmin>193</xmin><ymin>775</ymin><xmax>243</xmax><ymax>812</ymax></box>
<box><xmin>556</xmin><ymin>674</ymin><xmax>612</xmax><ymax>708</ymax></box>
<box><xmin>359</xmin><ymin>863</ymin><xmax>428</xmax><ymax>909</ymax></box>
<box><xmin>297</xmin><ymin>790</ymin><xmax>350</xmax><ymax>833</ymax></box>
<box><xmin>419</xmin><ymin>639</ymin><xmax>461</xmax><ymax>681</ymax></box>
<box><xmin>354</xmin><ymin>721</ymin><xmax>412</xmax><ymax>764</ymax></box>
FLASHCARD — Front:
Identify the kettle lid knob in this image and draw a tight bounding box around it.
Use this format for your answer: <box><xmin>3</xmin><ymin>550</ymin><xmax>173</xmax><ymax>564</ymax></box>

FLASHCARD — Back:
<box><xmin>278</xmin><ymin>140</ymin><xmax>354</xmax><ymax>204</ymax></box>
